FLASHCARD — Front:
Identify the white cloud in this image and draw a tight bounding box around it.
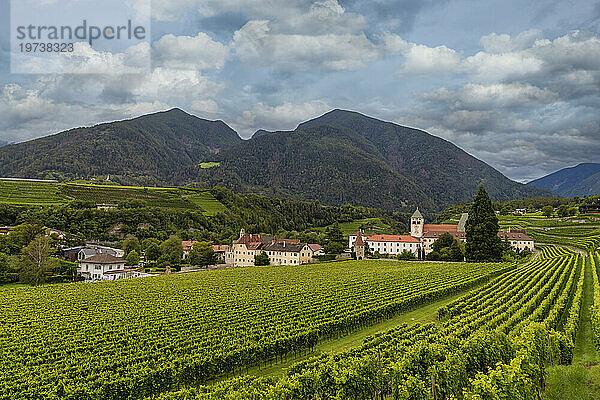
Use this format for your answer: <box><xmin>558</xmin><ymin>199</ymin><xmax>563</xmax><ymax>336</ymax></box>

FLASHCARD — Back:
<box><xmin>398</xmin><ymin>44</ymin><xmax>461</xmax><ymax>76</ymax></box>
<box><xmin>232</xmin><ymin>19</ymin><xmax>404</xmax><ymax>72</ymax></box>
<box><xmin>479</xmin><ymin>29</ymin><xmax>543</xmax><ymax>53</ymax></box>
<box><xmin>423</xmin><ymin>83</ymin><xmax>558</xmax><ymax>109</ymax></box>
<box><xmin>152</xmin><ymin>33</ymin><xmax>229</xmax><ymax>70</ymax></box>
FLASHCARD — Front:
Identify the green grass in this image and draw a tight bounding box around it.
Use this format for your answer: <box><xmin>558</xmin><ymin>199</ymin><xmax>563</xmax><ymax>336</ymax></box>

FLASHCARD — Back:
<box><xmin>200</xmin><ymin>162</ymin><xmax>220</xmax><ymax>169</ymax></box>
<box><xmin>573</xmin><ymin>257</ymin><xmax>600</xmax><ymax>366</ymax></box>
<box><xmin>315</xmin><ymin>218</ymin><xmax>392</xmax><ymax>236</ymax></box>
<box><xmin>187</xmin><ymin>191</ymin><xmax>227</xmax><ymax>215</ymax></box>
<box><xmin>0</xmin><ymin>180</ymin><xmax>66</xmax><ymax>205</ymax></box>
<box><xmin>544</xmin><ymin>365</ymin><xmax>600</xmax><ymax>400</ymax></box>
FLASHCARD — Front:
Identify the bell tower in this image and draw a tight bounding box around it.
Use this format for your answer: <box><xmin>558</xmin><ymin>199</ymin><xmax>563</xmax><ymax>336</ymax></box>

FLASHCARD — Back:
<box><xmin>411</xmin><ymin>208</ymin><xmax>424</xmax><ymax>238</ymax></box>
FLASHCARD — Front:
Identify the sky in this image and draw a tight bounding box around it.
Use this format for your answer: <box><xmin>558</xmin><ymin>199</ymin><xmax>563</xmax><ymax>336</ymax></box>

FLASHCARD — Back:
<box><xmin>0</xmin><ymin>0</ymin><xmax>599</xmax><ymax>182</ymax></box>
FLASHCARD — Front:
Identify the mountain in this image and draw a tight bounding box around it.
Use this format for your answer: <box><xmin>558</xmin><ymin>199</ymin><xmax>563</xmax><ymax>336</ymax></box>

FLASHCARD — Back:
<box><xmin>251</xmin><ymin>129</ymin><xmax>274</xmax><ymax>139</ymax></box>
<box><xmin>0</xmin><ymin>140</ymin><xmax>12</xmax><ymax>147</ymax></box>
<box><xmin>528</xmin><ymin>163</ymin><xmax>600</xmax><ymax>197</ymax></box>
<box><xmin>177</xmin><ymin>109</ymin><xmax>550</xmax><ymax>211</ymax></box>
<box><xmin>0</xmin><ymin>109</ymin><xmax>241</xmax><ymax>185</ymax></box>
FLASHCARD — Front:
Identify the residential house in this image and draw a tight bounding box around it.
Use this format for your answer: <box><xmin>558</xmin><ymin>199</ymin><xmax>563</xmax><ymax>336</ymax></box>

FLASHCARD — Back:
<box><xmin>212</xmin><ymin>245</ymin><xmax>230</xmax><ymax>262</ymax></box>
<box><xmin>498</xmin><ymin>229</ymin><xmax>535</xmax><ymax>251</ymax></box>
<box><xmin>77</xmin><ymin>253</ymin><xmax>130</xmax><ymax>281</ymax></box>
<box><xmin>0</xmin><ymin>226</ymin><xmax>13</xmax><ymax>235</ymax></box>
<box><xmin>182</xmin><ymin>241</ymin><xmax>199</xmax><ymax>259</ymax></box>
<box><xmin>226</xmin><ymin>229</ymin><xmax>316</xmax><ymax>266</ymax></box>
<box><xmin>77</xmin><ymin>245</ymin><xmax>124</xmax><ymax>261</ymax></box>
<box><xmin>263</xmin><ymin>241</ymin><xmax>314</xmax><ymax>265</ymax></box>
<box><xmin>308</xmin><ymin>243</ymin><xmax>324</xmax><ymax>256</ymax></box>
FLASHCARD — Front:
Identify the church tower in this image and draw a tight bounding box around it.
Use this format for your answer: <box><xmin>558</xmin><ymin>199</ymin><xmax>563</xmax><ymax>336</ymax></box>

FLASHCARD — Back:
<box><xmin>411</xmin><ymin>208</ymin><xmax>424</xmax><ymax>238</ymax></box>
<box><xmin>354</xmin><ymin>233</ymin><xmax>365</xmax><ymax>260</ymax></box>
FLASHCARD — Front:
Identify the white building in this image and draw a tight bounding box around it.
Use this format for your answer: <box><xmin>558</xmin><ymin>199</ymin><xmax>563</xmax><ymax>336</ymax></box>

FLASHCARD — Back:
<box><xmin>498</xmin><ymin>229</ymin><xmax>535</xmax><ymax>251</ymax></box>
<box><xmin>365</xmin><ymin>234</ymin><xmax>421</xmax><ymax>256</ymax></box>
<box><xmin>77</xmin><ymin>253</ymin><xmax>132</xmax><ymax>281</ymax></box>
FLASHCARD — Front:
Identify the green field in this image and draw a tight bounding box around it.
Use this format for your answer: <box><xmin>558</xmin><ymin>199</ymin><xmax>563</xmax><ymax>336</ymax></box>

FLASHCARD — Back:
<box><xmin>316</xmin><ymin>217</ymin><xmax>392</xmax><ymax>235</ymax></box>
<box><xmin>187</xmin><ymin>190</ymin><xmax>227</xmax><ymax>215</ymax></box>
<box><xmin>199</xmin><ymin>162</ymin><xmax>220</xmax><ymax>169</ymax></box>
<box><xmin>0</xmin><ymin>180</ymin><xmax>65</xmax><ymax>205</ymax></box>
<box><xmin>0</xmin><ymin>180</ymin><xmax>226</xmax><ymax>215</ymax></box>
<box><xmin>0</xmin><ymin>259</ymin><xmax>509</xmax><ymax>399</ymax></box>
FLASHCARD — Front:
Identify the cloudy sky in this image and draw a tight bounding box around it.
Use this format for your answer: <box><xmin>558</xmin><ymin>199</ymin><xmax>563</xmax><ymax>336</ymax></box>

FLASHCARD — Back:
<box><xmin>0</xmin><ymin>0</ymin><xmax>599</xmax><ymax>182</ymax></box>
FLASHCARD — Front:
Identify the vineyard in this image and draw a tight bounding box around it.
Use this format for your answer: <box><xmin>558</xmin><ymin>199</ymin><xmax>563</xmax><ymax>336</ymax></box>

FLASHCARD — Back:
<box><xmin>0</xmin><ymin>260</ymin><xmax>509</xmax><ymax>400</ymax></box>
<box><xmin>0</xmin><ymin>180</ymin><xmax>66</xmax><ymax>205</ymax></box>
<box><xmin>0</xmin><ymin>180</ymin><xmax>226</xmax><ymax>214</ymax></box>
<box><xmin>149</xmin><ymin>246</ymin><xmax>585</xmax><ymax>399</ymax></box>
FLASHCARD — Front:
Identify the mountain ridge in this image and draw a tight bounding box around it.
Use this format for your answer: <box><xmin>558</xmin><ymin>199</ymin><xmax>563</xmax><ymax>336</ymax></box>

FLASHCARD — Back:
<box><xmin>528</xmin><ymin>163</ymin><xmax>600</xmax><ymax>197</ymax></box>
<box><xmin>0</xmin><ymin>108</ymin><xmax>552</xmax><ymax>210</ymax></box>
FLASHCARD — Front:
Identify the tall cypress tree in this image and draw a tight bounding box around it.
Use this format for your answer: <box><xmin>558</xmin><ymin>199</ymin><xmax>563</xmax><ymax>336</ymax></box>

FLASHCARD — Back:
<box><xmin>465</xmin><ymin>186</ymin><xmax>503</xmax><ymax>261</ymax></box>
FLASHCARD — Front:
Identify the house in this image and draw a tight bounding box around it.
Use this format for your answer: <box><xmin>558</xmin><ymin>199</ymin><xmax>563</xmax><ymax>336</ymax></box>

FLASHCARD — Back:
<box><xmin>96</xmin><ymin>204</ymin><xmax>118</xmax><ymax>211</ymax></box>
<box><xmin>308</xmin><ymin>243</ymin><xmax>324</xmax><ymax>256</ymax></box>
<box><xmin>498</xmin><ymin>229</ymin><xmax>535</xmax><ymax>251</ymax></box>
<box><xmin>411</xmin><ymin>209</ymin><xmax>468</xmax><ymax>255</ymax></box>
<box><xmin>62</xmin><ymin>246</ymin><xmax>86</xmax><ymax>262</ymax></box>
<box><xmin>77</xmin><ymin>253</ymin><xmax>130</xmax><ymax>281</ymax></box>
<box><xmin>0</xmin><ymin>226</ymin><xmax>13</xmax><ymax>235</ymax></box>
<box><xmin>77</xmin><ymin>245</ymin><xmax>124</xmax><ymax>261</ymax></box>
<box><xmin>263</xmin><ymin>241</ymin><xmax>314</xmax><ymax>265</ymax></box>
<box><xmin>212</xmin><ymin>245</ymin><xmax>230</xmax><ymax>262</ymax></box>
<box><xmin>226</xmin><ymin>229</ymin><xmax>274</xmax><ymax>266</ymax></box>
<box><xmin>48</xmin><ymin>228</ymin><xmax>67</xmax><ymax>240</ymax></box>
<box><xmin>226</xmin><ymin>229</ymin><xmax>315</xmax><ymax>266</ymax></box>
<box><xmin>182</xmin><ymin>241</ymin><xmax>199</xmax><ymax>258</ymax></box>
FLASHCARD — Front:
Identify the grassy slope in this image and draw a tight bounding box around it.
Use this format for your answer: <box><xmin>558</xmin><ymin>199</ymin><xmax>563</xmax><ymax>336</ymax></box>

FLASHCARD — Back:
<box><xmin>546</xmin><ymin>254</ymin><xmax>600</xmax><ymax>399</ymax></box>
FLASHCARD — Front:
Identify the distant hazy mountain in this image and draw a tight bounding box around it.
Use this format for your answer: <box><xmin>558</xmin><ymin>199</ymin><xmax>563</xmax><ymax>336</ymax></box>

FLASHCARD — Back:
<box><xmin>177</xmin><ymin>109</ymin><xmax>550</xmax><ymax>211</ymax></box>
<box><xmin>0</xmin><ymin>140</ymin><xmax>11</xmax><ymax>147</ymax></box>
<box><xmin>528</xmin><ymin>163</ymin><xmax>600</xmax><ymax>197</ymax></box>
<box><xmin>0</xmin><ymin>109</ymin><xmax>242</xmax><ymax>185</ymax></box>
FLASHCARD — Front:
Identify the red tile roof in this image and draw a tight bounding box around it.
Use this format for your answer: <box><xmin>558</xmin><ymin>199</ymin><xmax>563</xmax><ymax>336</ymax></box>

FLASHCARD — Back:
<box><xmin>423</xmin><ymin>231</ymin><xmax>466</xmax><ymax>239</ymax></box>
<box><xmin>182</xmin><ymin>241</ymin><xmax>198</xmax><ymax>251</ymax></box>
<box><xmin>498</xmin><ymin>231</ymin><xmax>534</xmax><ymax>241</ymax></box>
<box><xmin>354</xmin><ymin>234</ymin><xmax>364</xmax><ymax>246</ymax></box>
<box><xmin>366</xmin><ymin>234</ymin><xmax>420</xmax><ymax>243</ymax></box>
<box><xmin>308</xmin><ymin>244</ymin><xmax>323</xmax><ymax>252</ymax></box>
<box><xmin>212</xmin><ymin>245</ymin><xmax>229</xmax><ymax>252</ymax></box>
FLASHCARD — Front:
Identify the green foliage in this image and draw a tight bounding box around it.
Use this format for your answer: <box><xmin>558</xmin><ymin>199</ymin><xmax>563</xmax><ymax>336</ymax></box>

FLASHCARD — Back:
<box><xmin>160</xmin><ymin>235</ymin><xmax>183</xmax><ymax>265</ymax></box>
<box><xmin>126</xmin><ymin>250</ymin><xmax>140</xmax><ymax>266</ymax></box>
<box><xmin>397</xmin><ymin>249</ymin><xmax>417</xmax><ymax>260</ymax></box>
<box><xmin>542</xmin><ymin>205</ymin><xmax>554</xmax><ymax>218</ymax></box>
<box><xmin>432</xmin><ymin>232</ymin><xmax>455</xmax><ymax>253</ymax></box>
<box><xmin>254</xmin><ymin>253</ymin><xmax>270</xmax><ymax>266</ymax></box>
<box><xmin>0</xmin><ymin>259</ymin><xmax>508</xmax><ymax>399</ymax></box>
<box><xmin>188</xmin><ymin>242</ymin><xmax>216</xmax><ymax>267</ymax></box>
<box><xmin>466</xmin><ymin>186</ymin><xmax>503</xmax><ymax>262</ymax></box>
<box><xmin>17</xmin><ymin>234</ymin><xmax>59</xmax><ymax>286</ymax></box>
<box><xmin>143</xmin><ymin>238</ymin><xmax>162</xmax><ymax>261</ymax></box>
<box><xmin>122</xmin><ymin>234</ymin><xmax>141</xmax><ymax>255</ymax></box>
